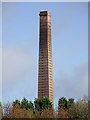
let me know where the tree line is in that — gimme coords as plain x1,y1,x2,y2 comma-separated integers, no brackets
0,96,88,119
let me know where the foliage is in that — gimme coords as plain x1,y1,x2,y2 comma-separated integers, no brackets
3,102,13,118
13,103,33,118
13,97,34,111
58,97,67,109
0,102,3,120
67,98,75,109
57,107,70,118
82,95,88,103
33,108,55,118
58,96,88,119
13,99,20,106
40,108,54,118
3,102,54,118
3,102,33,118
21,97,29,110
28,101,34,111
69,98,88,118
0,102,2,108
34,98,42,111
2,96,88,119
42,96,52,110
34,96,52,112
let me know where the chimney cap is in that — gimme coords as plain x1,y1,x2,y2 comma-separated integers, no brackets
39,11,51,16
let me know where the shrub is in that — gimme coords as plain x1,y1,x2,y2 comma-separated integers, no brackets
69,98,88,118
57,107,70,118
0,102,3,120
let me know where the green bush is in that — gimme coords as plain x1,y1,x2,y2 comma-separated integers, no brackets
69,97,88,118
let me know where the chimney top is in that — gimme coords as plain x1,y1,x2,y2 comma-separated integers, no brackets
39,11,51,16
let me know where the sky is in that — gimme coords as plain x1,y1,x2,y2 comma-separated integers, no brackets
2,2,88,108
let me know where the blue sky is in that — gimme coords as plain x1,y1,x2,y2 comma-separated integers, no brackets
2,2,88,108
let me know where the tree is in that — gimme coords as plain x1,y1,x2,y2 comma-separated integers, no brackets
69,98,88,118
57,107,70,118
82,95,88,103
58,97,67,109
28,101,34,111
34,97,53,118
34,98,42,111
40,108,54,118
0,102,3,119
21,97,29,110
13,99,20,106
13,98,34,111
67,98,74,109
34,96,52,111
3,102,13,118
42,96,52,110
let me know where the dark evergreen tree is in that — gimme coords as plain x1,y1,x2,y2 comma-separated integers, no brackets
34,98,42,111
42,96,52,110
58,97,67,109
13,99,20,106
67,98,75,109
28,101,34,111
21,97,28,110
